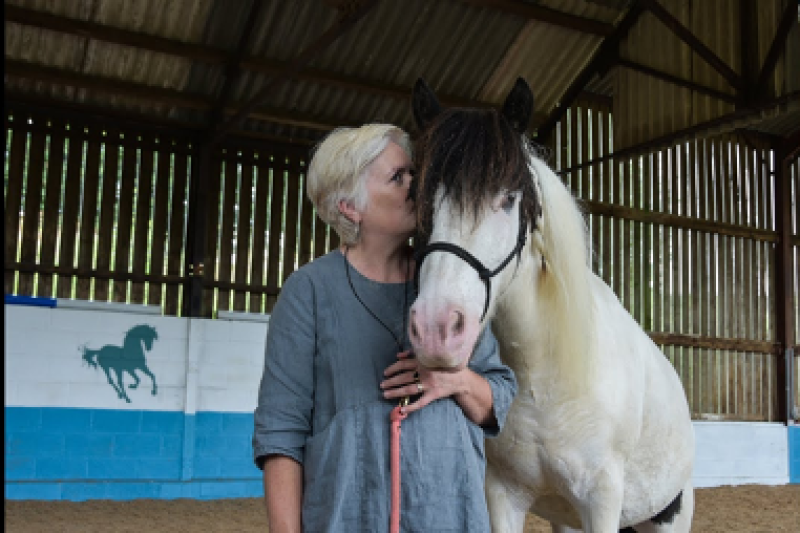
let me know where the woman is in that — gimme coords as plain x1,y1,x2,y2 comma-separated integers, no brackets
252,123,517,532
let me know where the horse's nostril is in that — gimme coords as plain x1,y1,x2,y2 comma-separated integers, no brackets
411,322,419,340
452,311,465,336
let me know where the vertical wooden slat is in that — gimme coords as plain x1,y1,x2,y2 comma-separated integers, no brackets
38,120,66,298
164,148,189,316
570,107,579,196
633,155,643,325
113,142,137,303
76,134,102,301
580,106,590,201
299,163,315,269
234,151,254,312
670,146,681,377
710,138,723,416
249,156,270,314
690,140,702,414
4,123,27,295
131,144,154,304
281,156,301,283
681,142,692,405
202,156,223,314
57,133,84,299
94,130,121,302
591,105,601,279
721,137,734,415
216,155,238,313
147,142,172,308
600,110,613,289
692,139,711,413
313,213,328,259
266,157,285,312
653,151,663,336
18,130,46,297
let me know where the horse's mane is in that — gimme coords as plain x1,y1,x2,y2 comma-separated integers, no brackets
527,153,595,395
414,107,542,239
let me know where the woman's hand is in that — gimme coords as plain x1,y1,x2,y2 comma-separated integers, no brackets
381,350,493,425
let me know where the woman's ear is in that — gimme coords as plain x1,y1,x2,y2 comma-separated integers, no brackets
338,199,361,224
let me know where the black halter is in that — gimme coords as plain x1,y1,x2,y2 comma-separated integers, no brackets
414,204,528,322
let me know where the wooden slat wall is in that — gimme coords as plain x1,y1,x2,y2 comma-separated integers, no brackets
554,100,783,421
5,107,796,421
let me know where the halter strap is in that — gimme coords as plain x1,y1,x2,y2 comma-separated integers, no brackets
414,205,528,322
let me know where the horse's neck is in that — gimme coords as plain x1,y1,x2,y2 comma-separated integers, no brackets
124,337,143,351
493,256,594,397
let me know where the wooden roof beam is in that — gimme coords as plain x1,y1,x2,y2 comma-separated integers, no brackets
536,1,645,142
460,0,616,36
617,58,738,104
756,1,798,97
5,60,341,133
209,0,266,128
640,0,743,92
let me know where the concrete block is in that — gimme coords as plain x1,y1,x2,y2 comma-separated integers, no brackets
104,481,161,500
5,456,36,479
136,458,181,480
113,433,161,457
92,410,143,432
6,482,63,500
61,482,108,501
65,434,115,458
140,411,183,434
87,458,139,479
4,407,42,431
41,408,92,432
36,457,89,479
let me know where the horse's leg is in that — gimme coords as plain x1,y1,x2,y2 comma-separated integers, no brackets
575,468,625,533
485,461,529,533
128,370,141,389
140,364,158,395
101,366,126,400
113,368,131,403
629,481,694,533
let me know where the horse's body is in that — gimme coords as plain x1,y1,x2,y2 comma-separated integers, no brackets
82,324,159,403
408,79,694,532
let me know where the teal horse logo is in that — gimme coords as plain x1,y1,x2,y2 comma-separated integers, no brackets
81,324,159,403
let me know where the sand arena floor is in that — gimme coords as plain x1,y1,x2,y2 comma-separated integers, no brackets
5,484,799,532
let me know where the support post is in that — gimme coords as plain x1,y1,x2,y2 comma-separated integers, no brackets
774,145,795,423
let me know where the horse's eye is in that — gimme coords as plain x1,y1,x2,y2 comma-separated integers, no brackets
501,193,516,213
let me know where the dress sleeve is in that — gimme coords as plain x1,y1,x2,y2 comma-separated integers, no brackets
252,270,317,468
467,324,517,438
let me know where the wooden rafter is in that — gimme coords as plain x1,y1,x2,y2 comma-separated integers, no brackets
641,0,743,92
756,0,799,95
536,1,645,142
5,60,343,132
460,0,616,36
209,0,266,128
617,58,738,104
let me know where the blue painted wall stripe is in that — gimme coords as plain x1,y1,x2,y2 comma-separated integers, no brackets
4,294,57,307
5,406,261,501
789,425,800,484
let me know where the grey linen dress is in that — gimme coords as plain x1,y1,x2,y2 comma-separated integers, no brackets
253,250,517,532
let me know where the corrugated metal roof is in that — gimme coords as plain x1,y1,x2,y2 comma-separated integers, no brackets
4,0,798,147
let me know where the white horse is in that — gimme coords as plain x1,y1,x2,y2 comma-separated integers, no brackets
408,78,695,532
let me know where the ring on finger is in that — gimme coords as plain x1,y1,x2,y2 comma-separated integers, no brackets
416,382,424,393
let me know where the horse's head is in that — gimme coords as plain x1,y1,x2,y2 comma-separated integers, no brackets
408,78,543,370
125,324,159,351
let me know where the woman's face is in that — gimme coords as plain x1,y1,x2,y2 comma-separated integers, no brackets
360,141,416,240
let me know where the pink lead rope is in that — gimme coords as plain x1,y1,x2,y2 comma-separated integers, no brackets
390,399,409,533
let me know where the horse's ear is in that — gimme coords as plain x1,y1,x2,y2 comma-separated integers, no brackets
501,77,534,134
412,78,442,131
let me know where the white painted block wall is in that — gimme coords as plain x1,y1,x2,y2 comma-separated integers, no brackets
5,304,790,487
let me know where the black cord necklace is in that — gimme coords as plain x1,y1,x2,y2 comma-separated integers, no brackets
343,246,410,353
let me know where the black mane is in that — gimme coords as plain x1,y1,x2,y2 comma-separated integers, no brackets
413,107,541,238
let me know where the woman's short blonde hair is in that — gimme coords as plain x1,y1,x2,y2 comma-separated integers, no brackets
307,123,412,245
